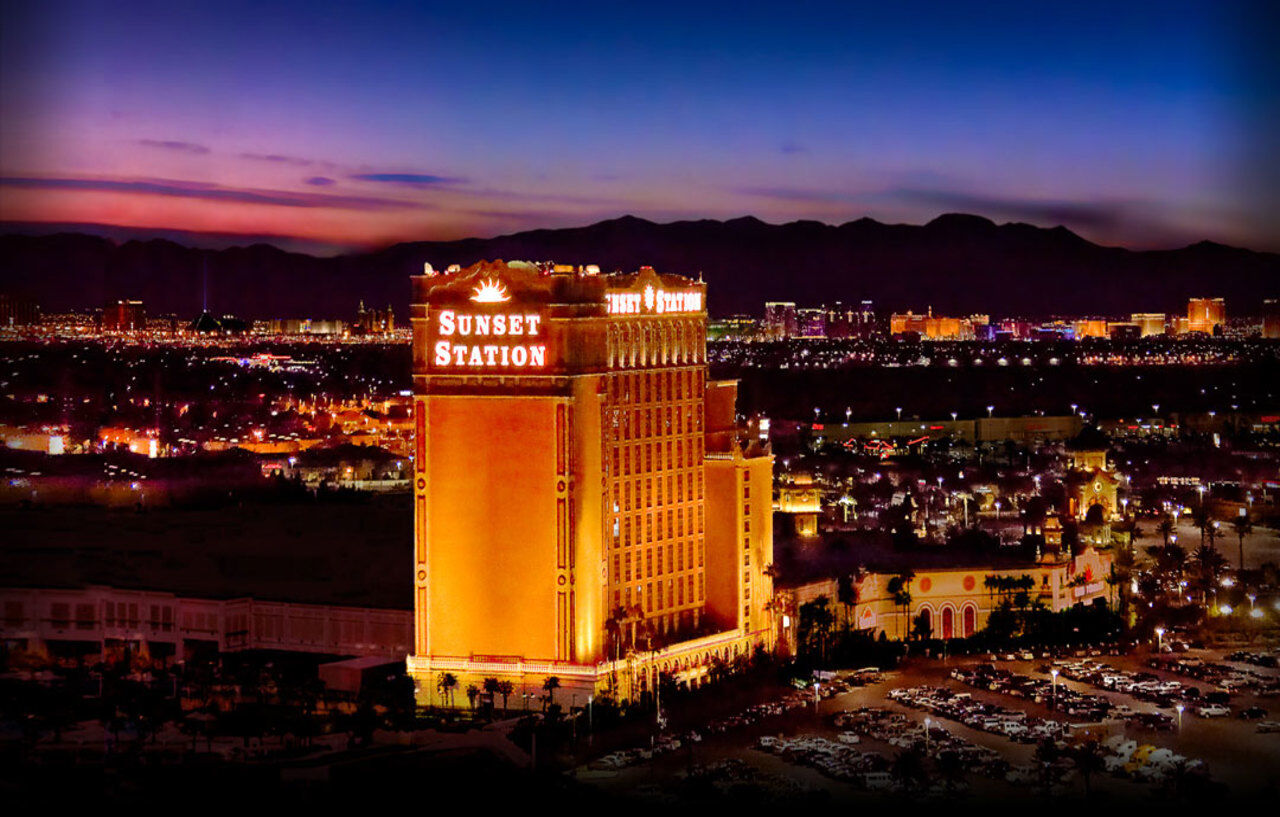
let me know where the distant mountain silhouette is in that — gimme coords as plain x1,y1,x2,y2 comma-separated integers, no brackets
2,215,1277,319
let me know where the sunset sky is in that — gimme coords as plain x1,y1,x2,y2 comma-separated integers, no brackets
1,1,1275,253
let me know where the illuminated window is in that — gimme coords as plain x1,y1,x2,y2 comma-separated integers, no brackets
656,545,663,575
625,553,632,582
646,550,652,578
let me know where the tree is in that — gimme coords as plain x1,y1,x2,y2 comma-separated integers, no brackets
836,574,858,632
436,672,458,708
1190,544,1228,606
911,609,933,641
798,596,835,662
542,676,560,711
1072,740,1106,798
1231,515,1253,572
1157,516,1175,547
496,680,514,714
466,684,480,711
482,677,500,717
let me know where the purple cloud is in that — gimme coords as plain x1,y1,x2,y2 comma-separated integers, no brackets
305,176,335,186
137,139,211,155
350,172,462,186
0,176,428,211
241,152,315,166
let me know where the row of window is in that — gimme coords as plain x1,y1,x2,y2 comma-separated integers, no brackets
35,601,177,632
613,540,704,583
611,508,704,548
605,368,705,403
611,470,702,513
608,403,704,439
610,437,704,477
613,574,704,614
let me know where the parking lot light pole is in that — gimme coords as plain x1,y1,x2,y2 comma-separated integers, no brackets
1154,626,1165,652
1176,703,1184,731
1050,668,1059,708
924,717,931,755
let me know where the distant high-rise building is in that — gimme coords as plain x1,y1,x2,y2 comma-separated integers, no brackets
1263,299,1280,340
0,293,40,328
889,307,976,339
762,301,798,340
1186,297,1225,334
102,299,145,332
796,307,827,339
1073,318,1108,339
1130,313,1167,337
823,302,856,338
356,301,396,334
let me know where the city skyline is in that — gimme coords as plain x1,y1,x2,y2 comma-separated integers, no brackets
2,1,1277,253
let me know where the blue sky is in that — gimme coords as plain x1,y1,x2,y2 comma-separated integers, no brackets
1,0,1274,251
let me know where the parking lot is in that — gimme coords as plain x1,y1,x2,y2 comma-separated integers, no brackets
580,646,1280,802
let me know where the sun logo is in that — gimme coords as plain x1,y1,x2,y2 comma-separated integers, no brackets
470,278,510,303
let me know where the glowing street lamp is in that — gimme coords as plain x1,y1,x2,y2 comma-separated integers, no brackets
1248,594,1256,611
896,406,902,420
924,717,931,754
987,405,994,418
1176,703,1184,730
1050,668,1059,708
1154,626,1165,652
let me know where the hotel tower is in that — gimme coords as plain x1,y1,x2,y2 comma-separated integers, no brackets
406,260,774,705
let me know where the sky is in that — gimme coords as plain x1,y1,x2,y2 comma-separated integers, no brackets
1,0,1276,253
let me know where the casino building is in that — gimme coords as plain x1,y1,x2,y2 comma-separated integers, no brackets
406,260,775,706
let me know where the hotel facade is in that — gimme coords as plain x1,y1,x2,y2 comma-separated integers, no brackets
406,261,774,705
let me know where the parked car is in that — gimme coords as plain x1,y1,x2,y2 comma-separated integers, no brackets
1196,704,1230,718
1238,706,1268,720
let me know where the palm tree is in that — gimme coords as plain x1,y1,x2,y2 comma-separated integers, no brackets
496,680,514,714
482,677,500,716
1191,504,1211,546
1232,514,1253,572
542,676,560,711
465,684,479,711
887,575,913,640
1157,516,1176,547
837,574,858,632
436,672,458,708
1190,544,1228,606
1072,740,1106,798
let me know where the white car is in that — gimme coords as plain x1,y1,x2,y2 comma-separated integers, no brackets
1196,704,1230,717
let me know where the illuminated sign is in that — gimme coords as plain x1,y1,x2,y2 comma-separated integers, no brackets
470,278,510,303
606,285,702,315
432,309,546,368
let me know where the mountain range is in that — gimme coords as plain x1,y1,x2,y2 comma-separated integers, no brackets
2,214,1276,319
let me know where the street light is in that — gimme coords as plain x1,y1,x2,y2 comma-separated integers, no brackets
1176,703,1184,730
1248,594,1256,611
896,406,902,420
924,716,931,754
1050,668,1059,708
987,405,994,418
1154,626,1165,652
